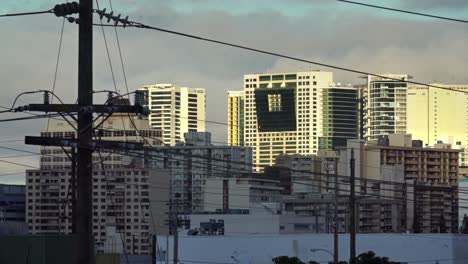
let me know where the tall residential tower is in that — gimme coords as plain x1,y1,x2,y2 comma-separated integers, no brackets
140,84,206,146
227,90,245,146
366,74,410,141
242,71,358,171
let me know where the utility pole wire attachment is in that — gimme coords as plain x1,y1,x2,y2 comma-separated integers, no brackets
0,9,53,18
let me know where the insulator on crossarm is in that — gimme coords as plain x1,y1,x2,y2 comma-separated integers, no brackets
67,17,78,24
97,8,106,20
53,2,80,17
107,92,114,104
114,14,121,26
105,11,114,23
43,91,50,105
122,16,129,27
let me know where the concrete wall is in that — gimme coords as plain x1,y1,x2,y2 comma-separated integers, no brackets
156,234,468,264
185,212,280,236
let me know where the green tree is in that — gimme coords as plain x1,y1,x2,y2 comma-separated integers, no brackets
272,256,305,264
349,251,399,264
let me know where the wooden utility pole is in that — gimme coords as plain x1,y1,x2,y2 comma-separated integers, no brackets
20,3,147,264
350,149,356,261
173,193,180,264
76,0,94,262
333,170,339,264
71,140,77,233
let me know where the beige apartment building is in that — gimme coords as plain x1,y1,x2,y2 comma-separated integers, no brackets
227,90,244,146
342,135,459,233
365,74,468,165
25,110,170,255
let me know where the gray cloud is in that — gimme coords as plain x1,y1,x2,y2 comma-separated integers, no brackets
1,1,468,183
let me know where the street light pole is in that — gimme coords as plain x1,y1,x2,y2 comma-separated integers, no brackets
310,248,335,262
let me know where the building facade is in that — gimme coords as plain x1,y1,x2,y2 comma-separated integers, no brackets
202,176,283,212
140,84,206,146
26,168,169,255
320,87,358,150
25,114,170,255
366,74,410,141
148,132,253,214
0,184,25,223
365,75,468,154
227,90,245,146
243,71,357,171
282,194,407,233
342,135,459,233
406,85,468,148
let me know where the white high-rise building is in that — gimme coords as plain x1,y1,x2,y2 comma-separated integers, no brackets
243,71,358,171
366,74,410,141
140,84,206,146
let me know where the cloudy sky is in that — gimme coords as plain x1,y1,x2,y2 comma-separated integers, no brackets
1,0,468,184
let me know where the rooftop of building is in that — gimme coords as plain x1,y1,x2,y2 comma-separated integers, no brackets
366,143,461,153
140,84,205,91
364,134,461,153
244,70,330,76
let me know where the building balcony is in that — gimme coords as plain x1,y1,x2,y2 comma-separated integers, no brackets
405,166,419,172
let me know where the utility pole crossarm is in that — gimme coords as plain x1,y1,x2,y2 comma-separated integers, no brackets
25,136,144,150
16,104,149,114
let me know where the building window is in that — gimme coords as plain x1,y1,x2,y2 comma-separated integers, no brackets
268,94,282,112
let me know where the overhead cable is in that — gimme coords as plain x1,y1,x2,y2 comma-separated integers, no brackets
337,0,468,24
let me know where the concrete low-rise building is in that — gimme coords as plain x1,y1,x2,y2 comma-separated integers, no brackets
202,176,283,213
343,135,460,233
0,184,27,235
148,132,253,214
0,184,25,222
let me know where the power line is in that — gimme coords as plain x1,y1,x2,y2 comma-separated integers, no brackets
107,0,130,97
100,147,468,209
120,21,467,94
0,113,62,123
0,172,28,177
337,0,468,24
90,8,468,93
0,158,37,168
1,117,462,197
0,9,52,18
46,0,68,133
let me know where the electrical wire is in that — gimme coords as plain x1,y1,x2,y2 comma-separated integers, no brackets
337,0,468,24
0,9,52,18
89,11,468,94
1,119,462,199
0,113,62,122
95,0,130,144
0,158,37,168
98,143,468,209
46,0,68,133
124,22,466,94
107,0,130,97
